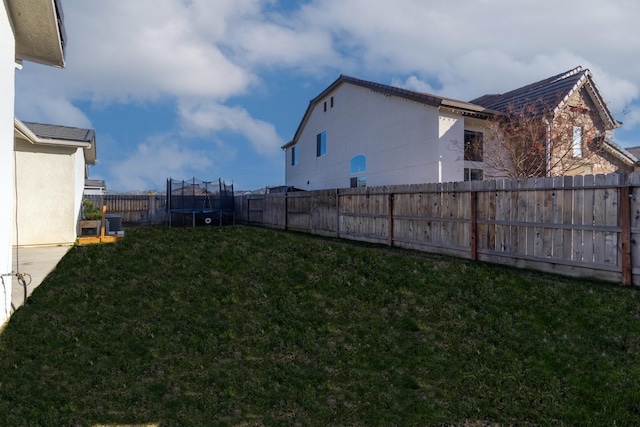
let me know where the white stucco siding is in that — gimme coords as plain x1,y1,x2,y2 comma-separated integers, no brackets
13,140,80,246
74,147,86,229
438,114,465,182
1,4,16,324
286,84,442,190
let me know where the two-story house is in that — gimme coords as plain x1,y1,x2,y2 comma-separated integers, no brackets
283,67,635,190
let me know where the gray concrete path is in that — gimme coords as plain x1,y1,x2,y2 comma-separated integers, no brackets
11,245,71,311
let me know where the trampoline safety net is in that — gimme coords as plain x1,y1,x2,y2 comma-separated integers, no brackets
166,177,234,227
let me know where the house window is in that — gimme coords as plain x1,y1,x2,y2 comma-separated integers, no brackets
291,146,299,166
464,168,483,181
573,126,583,158
350,176,366,188
330,96,334,108
464,130,483,162
350,155,366,188
323,101,327,112
350,155,366,174
317,131,326,157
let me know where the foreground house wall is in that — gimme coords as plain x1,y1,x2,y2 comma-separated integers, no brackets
1,5,17,323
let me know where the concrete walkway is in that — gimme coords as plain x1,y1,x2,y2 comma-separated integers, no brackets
11,245,72,311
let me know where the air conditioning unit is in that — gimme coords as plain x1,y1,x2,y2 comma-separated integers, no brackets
105,214,124,235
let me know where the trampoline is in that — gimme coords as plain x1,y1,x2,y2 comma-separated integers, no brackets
166,177,234,227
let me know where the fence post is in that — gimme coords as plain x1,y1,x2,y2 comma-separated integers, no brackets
284,194,288,230
620,184,632,285
149,194,156,224
335,189,340,238
387,193,394,247
247,198,250,225
470,190,478,261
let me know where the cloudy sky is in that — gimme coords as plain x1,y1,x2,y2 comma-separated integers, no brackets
15,0,640,192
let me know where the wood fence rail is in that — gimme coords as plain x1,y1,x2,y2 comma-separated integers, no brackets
235,172,640,286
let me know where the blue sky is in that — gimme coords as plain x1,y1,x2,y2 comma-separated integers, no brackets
14,0,640,192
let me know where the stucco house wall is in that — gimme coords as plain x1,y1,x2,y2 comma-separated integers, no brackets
12,139,86,246
286,83,469,190
1,5,16,321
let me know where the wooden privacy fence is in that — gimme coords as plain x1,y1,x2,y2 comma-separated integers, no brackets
85,194,167,225
235,172,640,286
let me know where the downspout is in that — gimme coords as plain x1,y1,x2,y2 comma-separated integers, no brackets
543,117,551,177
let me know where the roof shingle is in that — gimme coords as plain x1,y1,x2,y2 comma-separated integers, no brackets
470,66,585,115
22,121,95,143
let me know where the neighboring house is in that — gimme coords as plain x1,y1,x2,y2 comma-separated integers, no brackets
283,67,635,190
471,66,636,177
620,146,640,170
84,179,107,196
283,75,493,190
1,0,66,325
13,120,96,246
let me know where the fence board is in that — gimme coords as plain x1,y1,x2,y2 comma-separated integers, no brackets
631,173,640,284
516,179,528,256
605,174,619,266
582,175,595,263
572,175,584,263
593,174,607,265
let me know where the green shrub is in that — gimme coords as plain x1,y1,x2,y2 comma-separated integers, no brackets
82,198,102,220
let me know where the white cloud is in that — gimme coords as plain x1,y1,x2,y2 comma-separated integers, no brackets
293,0,640,112
18,0,640,124
392,76,436,95
14,91,92,129
623,108,640,130
63,0,256,102
178,102,283,156
109,134,214,192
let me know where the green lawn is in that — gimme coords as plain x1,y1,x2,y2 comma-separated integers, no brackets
1,225,640,426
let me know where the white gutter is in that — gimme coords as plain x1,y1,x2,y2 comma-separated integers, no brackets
14,118,91,149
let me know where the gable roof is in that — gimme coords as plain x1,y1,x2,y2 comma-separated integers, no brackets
14,119,97,165
283,74,496,149
470,66,620,130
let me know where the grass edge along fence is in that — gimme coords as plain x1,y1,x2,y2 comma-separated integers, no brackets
235,172,640,286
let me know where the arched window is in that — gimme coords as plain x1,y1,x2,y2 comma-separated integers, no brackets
350,155,366,188
350,155,366,174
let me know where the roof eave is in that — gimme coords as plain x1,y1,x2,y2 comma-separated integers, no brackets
14,118,96,165
7,0,66,68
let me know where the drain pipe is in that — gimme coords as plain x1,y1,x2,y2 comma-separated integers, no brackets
1,271,32,311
